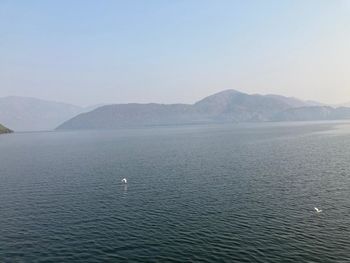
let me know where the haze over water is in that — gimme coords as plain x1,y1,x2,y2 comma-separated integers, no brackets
0,122,349,262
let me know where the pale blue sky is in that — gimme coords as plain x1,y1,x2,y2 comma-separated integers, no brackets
1,0,350,106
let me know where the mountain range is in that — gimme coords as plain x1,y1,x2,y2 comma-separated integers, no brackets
56,90,350,130
0,96,103,131
2,90,350,132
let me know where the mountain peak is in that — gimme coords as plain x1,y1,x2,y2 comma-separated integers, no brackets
194,89,244,104
209,89,244,96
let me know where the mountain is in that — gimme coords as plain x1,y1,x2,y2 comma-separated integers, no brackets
273,106,334,121
264,95,324,107
57,89,329,130
0,96,83,131
273,106,350,121
0,123,13,134
58,103,201,130
193,90,302,122
0,96,100,131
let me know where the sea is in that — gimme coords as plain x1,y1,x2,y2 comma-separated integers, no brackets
0,122,349,262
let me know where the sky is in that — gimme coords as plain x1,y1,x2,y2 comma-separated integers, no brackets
1,0,350,106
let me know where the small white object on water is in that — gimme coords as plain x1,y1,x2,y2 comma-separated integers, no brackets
314,207,322,213
121,178,127,184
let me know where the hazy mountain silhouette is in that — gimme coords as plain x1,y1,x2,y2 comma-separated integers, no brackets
57,103,199,130
273,106,350,121
192,90,311,122
57,89,340,130
2,91,346,132
0,96,95,131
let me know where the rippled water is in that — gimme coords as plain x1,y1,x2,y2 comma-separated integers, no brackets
0,122,349,262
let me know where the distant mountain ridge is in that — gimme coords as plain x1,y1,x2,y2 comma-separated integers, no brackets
57,89,348,130
0,96,104,131
273,106,350,121
192,90,315,121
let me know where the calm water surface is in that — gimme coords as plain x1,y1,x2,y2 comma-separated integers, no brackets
0,122,349,262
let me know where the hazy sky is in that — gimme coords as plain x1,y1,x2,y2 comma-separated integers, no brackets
1,0,350,106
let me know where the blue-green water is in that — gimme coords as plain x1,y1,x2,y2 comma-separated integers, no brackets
0,122,349,262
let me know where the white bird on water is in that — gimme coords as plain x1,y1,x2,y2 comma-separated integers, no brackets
314,207,322,213
121,178,127,184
